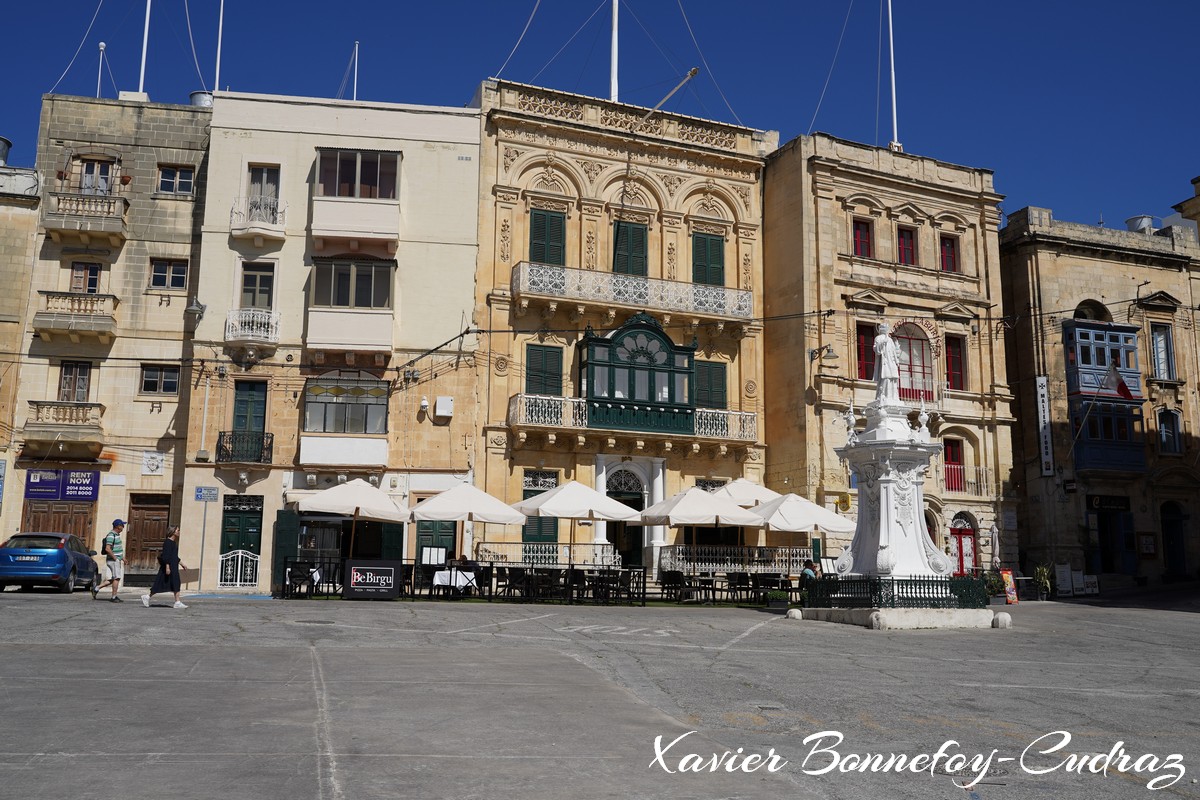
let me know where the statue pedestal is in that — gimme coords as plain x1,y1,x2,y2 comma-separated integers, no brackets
834,401,953,578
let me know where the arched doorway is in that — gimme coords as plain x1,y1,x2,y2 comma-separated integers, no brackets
1162,502,1187,579
606,469,645,566
949,514,977,576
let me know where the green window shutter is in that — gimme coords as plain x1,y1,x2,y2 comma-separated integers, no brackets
271,509,301,597
530,209,565,266
522,488,558,543
695,361,727,409
692,233,724,286
380,522,405,561
613,222,647,276
525,344,563,396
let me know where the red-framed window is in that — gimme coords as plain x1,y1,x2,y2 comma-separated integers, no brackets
945,335,966,391
943,438,965,492
940,235,960,273
856,323,877,380
894,323,933,402
897,227,917,265
853,219,873,258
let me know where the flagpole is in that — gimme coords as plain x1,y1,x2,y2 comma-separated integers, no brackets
886,0,901,152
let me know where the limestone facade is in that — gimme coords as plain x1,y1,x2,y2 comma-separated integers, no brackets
472,80,778,570
2,95,210,574
182,93,481,592
763,133,1016,573
999,206,1200,582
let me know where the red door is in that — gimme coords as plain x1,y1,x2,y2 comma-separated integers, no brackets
949,529,976,576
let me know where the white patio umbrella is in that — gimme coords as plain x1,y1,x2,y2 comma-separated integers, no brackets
640,487,764,528
296,478,407,555
407,483,526,525
710,478,782,508
749,493,855,547
511,481,640,521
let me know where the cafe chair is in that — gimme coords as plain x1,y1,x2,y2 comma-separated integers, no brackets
288,562,317,598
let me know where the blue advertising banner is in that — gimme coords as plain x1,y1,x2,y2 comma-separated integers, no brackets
24,469,99,502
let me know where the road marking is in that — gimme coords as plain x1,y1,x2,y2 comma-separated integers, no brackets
718,618,775,650
310,647,344,800
954,682,1200,699
443,613,557,634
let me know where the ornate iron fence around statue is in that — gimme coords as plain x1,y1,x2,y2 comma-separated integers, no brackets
806,575,988,609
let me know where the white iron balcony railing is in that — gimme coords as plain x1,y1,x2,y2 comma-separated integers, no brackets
658,545,814,575
27,400,105,427
507,393,758,442
474,541,622,567
939,464,995,497
230,196,287,228
511,261,753,321
225,308,281,344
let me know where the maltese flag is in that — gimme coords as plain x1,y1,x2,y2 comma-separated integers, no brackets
1102,363,1134,399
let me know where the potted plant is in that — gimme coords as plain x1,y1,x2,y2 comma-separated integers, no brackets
984,570,1006,604
765,589,789,610
1032,563,1052,601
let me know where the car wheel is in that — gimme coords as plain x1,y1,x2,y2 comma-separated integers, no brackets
59,570,76,594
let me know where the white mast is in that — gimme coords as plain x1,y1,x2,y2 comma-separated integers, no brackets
353,41,360,101
886,0,902,152
137,0,152,94
610,0,619,102
214,0,225,93
97,42,105,98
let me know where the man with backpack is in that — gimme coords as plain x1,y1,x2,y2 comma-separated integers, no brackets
93,519,126,602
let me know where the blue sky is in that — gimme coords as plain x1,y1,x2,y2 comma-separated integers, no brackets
3,1,1198,227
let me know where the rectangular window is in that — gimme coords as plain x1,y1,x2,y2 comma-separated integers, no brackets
303,372,388,434
856,323,877,380
150,259,188,290
525,345,563,396
694,361,727,409
241,264,275,309
311,260,393,308
1159,410,1182,454
945,335,966,391
140,365,180,395
71,262,101,294
691,233,725,286
852,219,873,258
158,165,194,195
248,166,281,223
897,226,917,265
529,209,566,266
1150,324,1175,380
939,235,960,273
316,151,399,199
613,221,648,276
79,159,113,195
59,362,91,402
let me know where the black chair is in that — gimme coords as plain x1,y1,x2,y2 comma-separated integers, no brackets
288,562,316,598
724,572,751,603
659,570,686,602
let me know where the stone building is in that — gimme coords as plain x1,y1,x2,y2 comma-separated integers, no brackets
1,94,210,579
1000,206,1200,583
0,138,42,525
182,93,481,592
763,133,1016,574
471,80,777,571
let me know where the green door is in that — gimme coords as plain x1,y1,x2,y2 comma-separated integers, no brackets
221,509,263,554
232,381,268,461
415,520,457,560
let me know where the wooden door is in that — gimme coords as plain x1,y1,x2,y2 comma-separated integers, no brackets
415,520,457,561
126,494,171,571
950,529,975,576
21,501,95,544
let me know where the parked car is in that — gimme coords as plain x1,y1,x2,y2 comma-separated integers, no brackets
0,533,101,594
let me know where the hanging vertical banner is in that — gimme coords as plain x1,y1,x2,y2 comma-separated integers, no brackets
1036,376,1054,476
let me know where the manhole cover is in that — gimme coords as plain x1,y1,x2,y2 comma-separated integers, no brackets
295,619,335,625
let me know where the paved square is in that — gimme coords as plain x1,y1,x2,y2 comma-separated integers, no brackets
0,588,1196,799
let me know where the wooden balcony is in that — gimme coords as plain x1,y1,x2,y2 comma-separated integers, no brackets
43,191,129,246
33,292,118,343
510,262,753,327
23,401,105,446
310,196,399,253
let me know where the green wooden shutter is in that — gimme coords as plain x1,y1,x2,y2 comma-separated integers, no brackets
522,488,558,543
525,345,563,396
530,209,565,266
381,522,405,560
272,509,301,597
695,361,727,409
692,233,724,286
613,222,647,276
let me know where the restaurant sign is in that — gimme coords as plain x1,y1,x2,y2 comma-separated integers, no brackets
24,469,100,501
342,560,402,600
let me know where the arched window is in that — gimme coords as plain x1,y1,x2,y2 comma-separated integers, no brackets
1158,409,1182,454
894,323,933,401
1073,300,1111,322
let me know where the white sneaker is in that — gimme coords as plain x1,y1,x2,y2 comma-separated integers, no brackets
173,601,188,609
141,595,150,607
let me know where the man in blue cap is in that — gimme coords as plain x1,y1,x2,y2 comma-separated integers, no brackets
93,519,127,602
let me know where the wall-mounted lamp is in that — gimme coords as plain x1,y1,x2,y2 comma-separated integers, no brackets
419,396,429,412
184,296,206,321
808,344,838,363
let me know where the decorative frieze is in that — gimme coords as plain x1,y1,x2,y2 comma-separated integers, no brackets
516,90,584,121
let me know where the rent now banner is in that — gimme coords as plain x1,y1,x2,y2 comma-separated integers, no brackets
24,469,100,502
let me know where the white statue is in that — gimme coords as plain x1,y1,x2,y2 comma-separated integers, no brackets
843,402,858,443
873,322,901,403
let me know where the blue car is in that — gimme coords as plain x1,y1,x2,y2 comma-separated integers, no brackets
0,533,101,594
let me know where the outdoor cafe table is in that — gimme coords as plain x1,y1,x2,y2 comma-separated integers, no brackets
432,569,476,591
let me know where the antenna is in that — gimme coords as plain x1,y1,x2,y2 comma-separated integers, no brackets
97,43,106,98
214,0,225,95
886,0,902,152
610,0,619,102
138,0,152,94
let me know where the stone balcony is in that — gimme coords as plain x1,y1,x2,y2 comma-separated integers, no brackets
225,308,281,359
33,292,119,343
506,393,758,457
23,401,105,446
310,196,399,253
510,262,753,327
42,191,129,246
230,196,287,246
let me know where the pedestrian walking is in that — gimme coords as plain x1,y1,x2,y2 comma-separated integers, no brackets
142,526,188,609
93,519,126,602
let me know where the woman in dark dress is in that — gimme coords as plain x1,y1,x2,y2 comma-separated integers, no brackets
141,526,189,609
